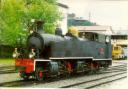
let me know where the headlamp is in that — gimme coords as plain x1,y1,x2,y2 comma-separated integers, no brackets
29,53,34,58
12,48,19,58
29,49,35,59
13,53,17,58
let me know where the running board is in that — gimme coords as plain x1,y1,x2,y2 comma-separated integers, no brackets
93,58,112,61
49,57,93,60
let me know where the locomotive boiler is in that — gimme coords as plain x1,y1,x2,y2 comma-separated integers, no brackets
14,20,112,81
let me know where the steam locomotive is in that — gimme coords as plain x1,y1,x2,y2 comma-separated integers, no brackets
14,20,112,81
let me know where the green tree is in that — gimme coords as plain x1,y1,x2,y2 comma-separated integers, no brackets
0,0,60,46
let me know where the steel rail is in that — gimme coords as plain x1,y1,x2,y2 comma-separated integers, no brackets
60,72,126,88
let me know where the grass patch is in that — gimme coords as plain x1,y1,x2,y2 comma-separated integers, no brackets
0,58,15,66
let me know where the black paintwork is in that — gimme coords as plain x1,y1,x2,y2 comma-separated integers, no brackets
27,32,112,59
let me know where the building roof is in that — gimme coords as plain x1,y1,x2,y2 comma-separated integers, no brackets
76,26,114,35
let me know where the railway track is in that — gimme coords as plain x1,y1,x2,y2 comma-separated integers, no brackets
100,64,127,72
60,72,126,88
0,66,16,74
59,64,127,88
0,64,126,87
60,65,127,89
0,66,14,69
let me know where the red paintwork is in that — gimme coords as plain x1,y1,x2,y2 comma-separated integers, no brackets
67,62,73,73
39,71,43,78
15,59,34,73
99,48,104,54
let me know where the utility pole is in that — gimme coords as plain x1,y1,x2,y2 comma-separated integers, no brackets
89,12,91,21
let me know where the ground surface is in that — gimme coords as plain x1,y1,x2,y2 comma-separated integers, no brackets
94,60,127,89
91,78,128,89
0,59,14,66
0,59,127,88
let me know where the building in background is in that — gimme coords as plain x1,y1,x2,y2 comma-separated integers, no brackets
76,26,113,35
57,0,68,34
111,35,128,47
67,13,97,27
68,18,97,27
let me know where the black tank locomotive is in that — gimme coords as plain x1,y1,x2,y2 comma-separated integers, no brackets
27,31,111,60
14,21,112,81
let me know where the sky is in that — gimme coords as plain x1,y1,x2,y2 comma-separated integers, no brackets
63,0,128,33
